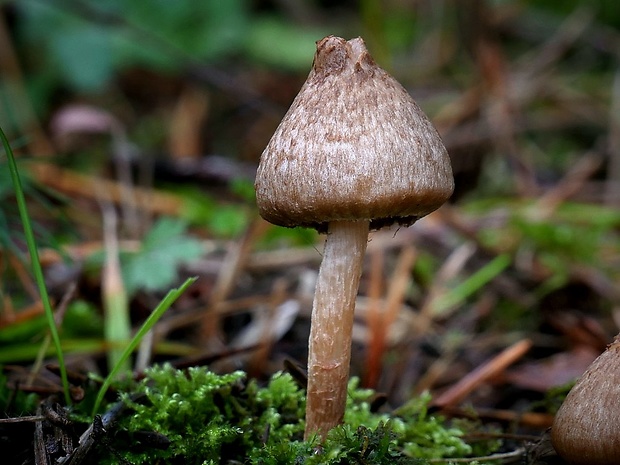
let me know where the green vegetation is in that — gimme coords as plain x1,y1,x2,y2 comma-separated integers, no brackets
91,364,499,464
2,0,620,462
2,126,71,405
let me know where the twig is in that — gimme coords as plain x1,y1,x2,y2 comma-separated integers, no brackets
28,162,184,216
428,448,525,463
419,242,476,329
442,406,555,429
364,247,385,387
34,404,50,465
515,7,594,85
532,151,603,219
199,216,269,347
60,400,127,465
0,415,45,423
27,282,77,387
431,339,533,409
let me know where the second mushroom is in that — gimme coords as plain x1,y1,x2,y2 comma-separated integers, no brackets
255,35,454,440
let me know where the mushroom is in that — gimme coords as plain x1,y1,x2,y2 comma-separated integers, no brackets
551,333,620,464
254,35,454,440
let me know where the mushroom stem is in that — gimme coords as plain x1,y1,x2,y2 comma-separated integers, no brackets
304,219,370,440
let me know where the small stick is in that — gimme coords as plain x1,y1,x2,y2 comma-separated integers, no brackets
428,448,526,463
431,338,532,409
443,406,555,429
365,245,416,388
200,216,269,347
364,248,385,388
28,163,184,216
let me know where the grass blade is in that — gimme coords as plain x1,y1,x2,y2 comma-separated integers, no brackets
92,276,197,417
0,126,72,405
430,254,512,317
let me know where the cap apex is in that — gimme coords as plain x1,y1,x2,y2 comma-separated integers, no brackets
313,36,375,75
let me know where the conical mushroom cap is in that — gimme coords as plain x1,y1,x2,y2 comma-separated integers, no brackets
255,36,454,232
551,335,620,464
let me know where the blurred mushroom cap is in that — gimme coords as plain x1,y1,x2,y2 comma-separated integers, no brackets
551,335,620,465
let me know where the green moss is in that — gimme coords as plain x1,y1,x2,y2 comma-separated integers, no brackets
96,364,500,464
343,378,477,460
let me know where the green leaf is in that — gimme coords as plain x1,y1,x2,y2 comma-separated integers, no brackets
17,0,250,91
208,204,248,237
178,188,249,237
245,16,329,71
52,25,114,91
122,217,202,294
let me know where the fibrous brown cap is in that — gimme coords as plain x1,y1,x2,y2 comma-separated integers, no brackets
255,36,454,232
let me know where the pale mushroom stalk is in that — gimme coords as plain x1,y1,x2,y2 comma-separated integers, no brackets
306,220,369,437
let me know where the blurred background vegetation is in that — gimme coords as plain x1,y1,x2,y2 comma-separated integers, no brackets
1,0,620,460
